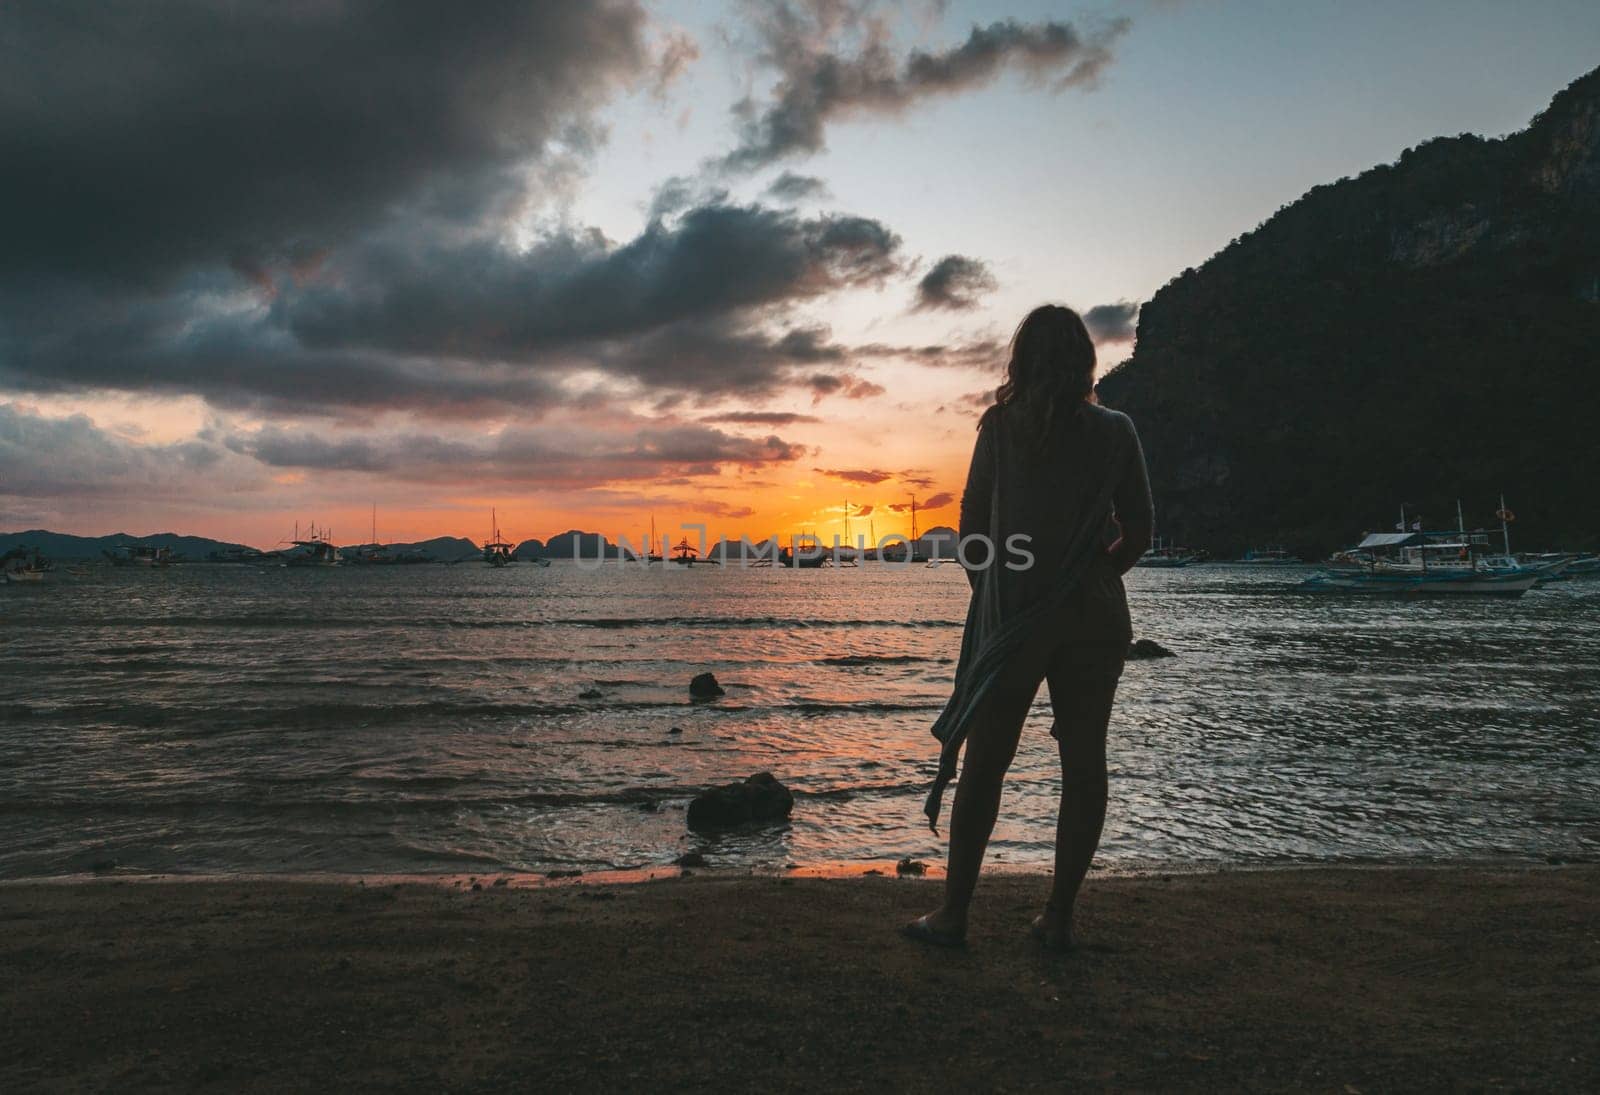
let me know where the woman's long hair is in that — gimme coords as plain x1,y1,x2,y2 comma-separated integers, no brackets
979,304,1097,444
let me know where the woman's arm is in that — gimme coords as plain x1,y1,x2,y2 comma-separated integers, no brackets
1106,416,1154,575
958,417,996,586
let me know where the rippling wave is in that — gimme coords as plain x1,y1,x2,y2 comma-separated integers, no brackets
2,562,1596,878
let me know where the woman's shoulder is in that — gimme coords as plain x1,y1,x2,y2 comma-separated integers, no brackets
1083,402,1137,435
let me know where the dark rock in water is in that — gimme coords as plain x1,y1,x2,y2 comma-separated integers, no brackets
675,851,708,868
895,858,927,877
492,877,508,887
689,672,726,699
470,882,482,892
1127,638,1176,660
88,859,118,873
544,869,583,879
686,772,793,830
578,688,603,699
668,725,684,735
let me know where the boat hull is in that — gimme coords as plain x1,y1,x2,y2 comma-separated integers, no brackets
1300,571,1538,596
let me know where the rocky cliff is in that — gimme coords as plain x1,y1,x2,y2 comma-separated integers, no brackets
1097,66,1600,554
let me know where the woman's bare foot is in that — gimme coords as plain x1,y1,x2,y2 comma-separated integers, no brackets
1029,905,1074,951
900,908,967,948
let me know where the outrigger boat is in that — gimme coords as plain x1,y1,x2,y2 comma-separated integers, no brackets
879,495,935,563
670,536,704,566
206,545,266,564
1301,563,1539,596
284,522,340,567
483,508,517,567
1135,536,1200,568
104,543,173,567
345,504,427,565
2,546,50,583
780,536,830,568
1302,500,1553,596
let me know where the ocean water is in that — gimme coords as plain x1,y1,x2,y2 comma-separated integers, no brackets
2,561,1597,879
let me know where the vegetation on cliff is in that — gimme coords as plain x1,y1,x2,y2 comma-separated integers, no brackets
1098,67,1600,554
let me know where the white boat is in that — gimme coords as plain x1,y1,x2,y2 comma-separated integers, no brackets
1135,537,1199,568
1520,552,1599,580
1301,568,1538,596
2,546,51,582
1303,499,1551,597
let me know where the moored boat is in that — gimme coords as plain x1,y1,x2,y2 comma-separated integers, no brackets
1232,546,1302,565
1303,500,1555,596
1301,568,1538,596
2,545,51,583
1135,537,1199,568
103,543,173,567
284,522,339,567
483,508,517,567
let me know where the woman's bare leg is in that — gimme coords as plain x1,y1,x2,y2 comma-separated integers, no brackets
917,684,1036,937
1038,665,1120,946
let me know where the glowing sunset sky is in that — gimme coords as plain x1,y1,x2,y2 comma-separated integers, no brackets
2,1,1596,549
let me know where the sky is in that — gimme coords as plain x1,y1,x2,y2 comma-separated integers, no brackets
2,0,1597,549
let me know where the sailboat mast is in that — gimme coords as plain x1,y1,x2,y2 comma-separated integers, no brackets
843,499,850,544
1500,494,1511,555
909,494,918,542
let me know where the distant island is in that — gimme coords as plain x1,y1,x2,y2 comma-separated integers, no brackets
0,529,495,564
0,526,968,564
1098,65,1600,556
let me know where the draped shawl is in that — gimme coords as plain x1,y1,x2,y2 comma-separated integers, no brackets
923,408,1128,831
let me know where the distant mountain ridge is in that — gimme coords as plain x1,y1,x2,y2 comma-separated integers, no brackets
0,529,254,561
349,536,480,562
3,526,969,562
1097,65,1600,554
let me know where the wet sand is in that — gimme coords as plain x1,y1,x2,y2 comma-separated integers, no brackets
2,867,1596,1091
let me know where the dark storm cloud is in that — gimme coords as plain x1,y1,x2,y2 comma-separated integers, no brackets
283,205,902,361
887,488,951,511
700,411,822,425
852,339,1004,370
0,281,575,420
0,1,651,287
764,172,833,202
805,373,886,400
1081,300,1141,343
588,320,851,397
0,204,903,414
722,7,1130,171
235,422,805,487
814,468,896,485
913,255,999,311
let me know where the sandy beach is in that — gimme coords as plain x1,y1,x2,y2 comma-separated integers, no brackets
2,866,1596,1092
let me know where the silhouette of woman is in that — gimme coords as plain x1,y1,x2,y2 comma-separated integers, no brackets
903,304,1153,949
